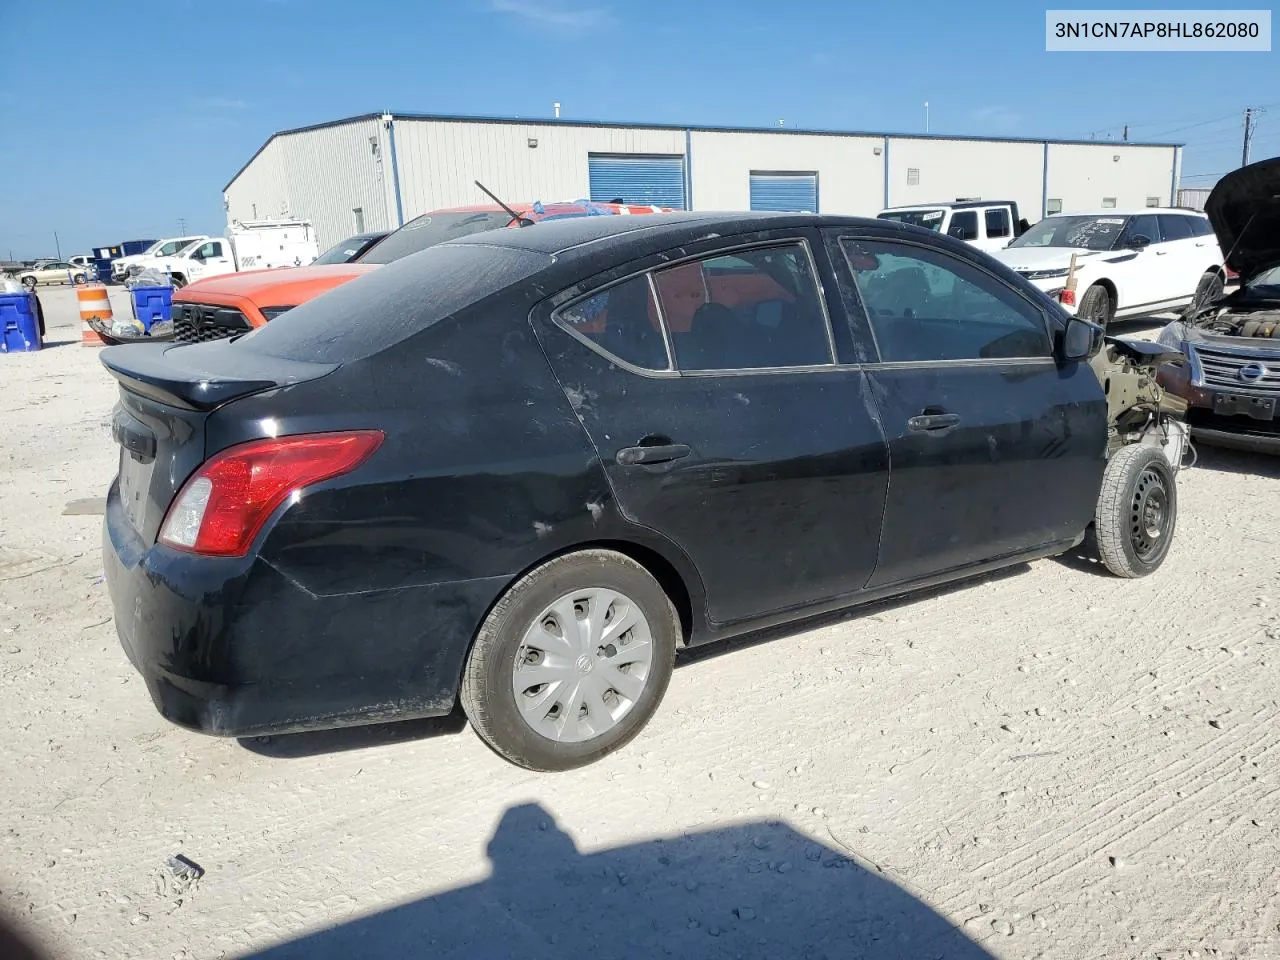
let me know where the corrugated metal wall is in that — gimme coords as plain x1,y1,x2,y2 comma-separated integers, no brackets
391,120,686,217
690,131,882,214
223,117,1184,241
1044,143,1177,214
224,117,395,248
1176,187,1212,210
887,138,1046,219
223,139,289,228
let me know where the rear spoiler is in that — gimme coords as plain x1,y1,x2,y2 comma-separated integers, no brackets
100,342,337,410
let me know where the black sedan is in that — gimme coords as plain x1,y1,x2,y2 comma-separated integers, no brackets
101,213,1179,771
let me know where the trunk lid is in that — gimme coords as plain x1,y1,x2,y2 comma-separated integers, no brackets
101,341,337,543
1204,156,1280,282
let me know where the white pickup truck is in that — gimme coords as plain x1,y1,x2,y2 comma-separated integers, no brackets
111,236,210,282
126,220,319,287
877,200,1031,254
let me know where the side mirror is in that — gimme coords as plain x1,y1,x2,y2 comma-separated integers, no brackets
1128,234,1151,250
1061,315,1104,360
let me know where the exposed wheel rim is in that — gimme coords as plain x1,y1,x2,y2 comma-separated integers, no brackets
512,587,655,744
1130,466,1171,561
22,278,35,290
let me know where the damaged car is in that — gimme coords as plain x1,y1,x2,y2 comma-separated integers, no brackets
101,213,1185,771
1157,156,1280,454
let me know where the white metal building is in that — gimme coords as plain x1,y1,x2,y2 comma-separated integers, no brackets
223,113,1184,248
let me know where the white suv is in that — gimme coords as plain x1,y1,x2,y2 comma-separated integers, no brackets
992,209,1224,326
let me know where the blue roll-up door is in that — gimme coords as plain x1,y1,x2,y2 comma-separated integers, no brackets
588,154,687,209
749,172,819,213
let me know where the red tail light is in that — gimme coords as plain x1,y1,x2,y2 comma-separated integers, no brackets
159,431,384,557
1058,289,1077,306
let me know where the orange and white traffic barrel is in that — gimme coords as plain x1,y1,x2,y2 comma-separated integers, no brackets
77,284,112,346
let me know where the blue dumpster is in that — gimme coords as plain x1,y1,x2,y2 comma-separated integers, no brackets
0,292,42,352
131,285,173,332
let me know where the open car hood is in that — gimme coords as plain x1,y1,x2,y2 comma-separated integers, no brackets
1205,156,1280,282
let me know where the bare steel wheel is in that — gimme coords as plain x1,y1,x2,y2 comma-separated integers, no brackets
1094,443,1177,578
512,587,656,743
461,549,678,770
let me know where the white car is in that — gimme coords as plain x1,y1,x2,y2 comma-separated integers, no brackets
992,209,1224,326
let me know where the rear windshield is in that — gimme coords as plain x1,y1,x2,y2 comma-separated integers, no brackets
357,211,517,264
233,242,550,363
313,235,378,264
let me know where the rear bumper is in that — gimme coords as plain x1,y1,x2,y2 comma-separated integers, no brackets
103,481,507,737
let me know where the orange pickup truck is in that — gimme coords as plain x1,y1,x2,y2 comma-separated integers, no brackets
171,201,667,343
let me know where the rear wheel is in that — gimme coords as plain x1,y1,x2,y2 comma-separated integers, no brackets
1077,283,1114,328
1094,443,1177,578
1184,270,1224,319
169,274,186,289
461,549,678,771
72,272,86,285
21,276,36,291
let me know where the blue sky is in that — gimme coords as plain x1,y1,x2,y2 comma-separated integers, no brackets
1,0,1276,257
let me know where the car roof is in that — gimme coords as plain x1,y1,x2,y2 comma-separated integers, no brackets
450,211,877,259
882,200,1016,211
1051,208,1207,217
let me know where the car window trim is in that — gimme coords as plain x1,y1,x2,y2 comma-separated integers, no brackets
549,236,842,378
832,232,1057,366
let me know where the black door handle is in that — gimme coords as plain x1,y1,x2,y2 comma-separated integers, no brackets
907,413,961,433
616,443,691,465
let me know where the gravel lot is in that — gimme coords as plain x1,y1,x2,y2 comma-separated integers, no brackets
3,287,1280,960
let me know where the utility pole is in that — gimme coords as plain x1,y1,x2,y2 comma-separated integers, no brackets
178,217,187,234
53,231,62,259
1242,107,1256,166
924,101,930,133
1123,124,1129,141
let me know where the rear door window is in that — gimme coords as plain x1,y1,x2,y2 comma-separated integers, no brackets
555,275,669,370
1157,214,1193,242
985,208,1011,239
652,244,834,371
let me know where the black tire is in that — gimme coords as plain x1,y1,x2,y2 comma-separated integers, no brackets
72,273,86,285
461,549,678,771
1094,444,1177,578
21,276,36,291
1077,283,1114,328
33,296,45,338
170,274,186,289
1183,270,1224,319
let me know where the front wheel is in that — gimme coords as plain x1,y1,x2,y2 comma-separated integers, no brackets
1094,443,1177,578
169,274,186,289
461,549,679,771
1077,283,1114,329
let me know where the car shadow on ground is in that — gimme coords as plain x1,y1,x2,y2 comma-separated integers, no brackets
240,564,1032,759
238,802,994,960
1191,443,1280,479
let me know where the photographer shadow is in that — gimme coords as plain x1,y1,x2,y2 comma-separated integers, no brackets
244,802,993,960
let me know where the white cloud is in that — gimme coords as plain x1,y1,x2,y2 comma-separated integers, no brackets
489,0,611,32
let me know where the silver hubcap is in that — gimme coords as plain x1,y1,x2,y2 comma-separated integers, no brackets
512,587,655,743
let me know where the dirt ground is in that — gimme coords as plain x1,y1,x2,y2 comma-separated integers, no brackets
3,287,1279,960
